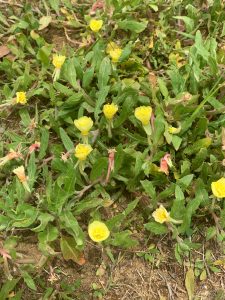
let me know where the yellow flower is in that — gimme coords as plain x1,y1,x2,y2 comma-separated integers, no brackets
152,205,171,224
74,116,93,136
52,54,66,69
168,126,181,134
134,106,152,126
16,92,27,104
211,178,225,198
88,221,110,242
74,144,93,161
13,166,27,183
103,103,118,120
89,19,103,32
106,42,122,63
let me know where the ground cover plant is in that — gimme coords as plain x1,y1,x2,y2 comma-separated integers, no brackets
0,0,225,299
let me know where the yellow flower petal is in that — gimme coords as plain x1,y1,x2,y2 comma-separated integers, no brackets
211,178,225,198
103,103,118,120
16,92,27,105
74,143,93,161
74,116,93,136
106,42,122,62
168,126,181,134
89,19,103,32
88,221,110,242
152,205,171,224
52,54,66,69
134,106,152,126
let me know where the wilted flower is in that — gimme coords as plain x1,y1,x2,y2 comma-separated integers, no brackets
16,92,27,105
134,106,152,126
160,153,172,175
29,141,40,154
13,165,30,192
211,178,225,199
74,116,93,137
89,19,103,32
103,103,118,120
0,149,22,167
88,220,110,242
13,166,26,182
74,143,93,161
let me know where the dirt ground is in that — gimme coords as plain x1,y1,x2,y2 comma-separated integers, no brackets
11,240,225,300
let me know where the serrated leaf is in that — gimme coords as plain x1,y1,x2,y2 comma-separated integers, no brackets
60,236,85,265
144,221,168,235
185,268,195,300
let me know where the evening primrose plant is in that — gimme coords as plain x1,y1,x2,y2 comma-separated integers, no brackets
0,3,225,295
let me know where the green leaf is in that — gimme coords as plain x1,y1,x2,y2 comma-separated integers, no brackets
184,138,212,155
195,30,209,60
177,174,194,189
171,135,182,151
90,157,108,181
53,82,73,96
60,236,85,265
206,226,217,241
145,221,168,235
21,271,37,291
37,44,52,66
74,198,104,215
32,213,54,232
173,16,194,32
118,20,148,33
82,66,94,88
0,279,20,300
185,268,195,300
59,127,74,152
158,78,169,100
38,127,49,159
94,86,110,121
63,58,78,89
60,211,85,248
98,57,111,89
48,0,60,12
110,231,138,248
140,180,156,202
152,114,165,146
27,152,37,188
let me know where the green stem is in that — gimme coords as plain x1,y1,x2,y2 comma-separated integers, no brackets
210,198,216,212
82,135,89,144
107,121,112,138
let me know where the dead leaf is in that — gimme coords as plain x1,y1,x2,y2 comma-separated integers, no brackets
185,268,195,300
0,45,10,58
38,16,52,31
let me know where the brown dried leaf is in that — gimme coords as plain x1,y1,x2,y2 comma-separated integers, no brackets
0,45,10,58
